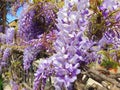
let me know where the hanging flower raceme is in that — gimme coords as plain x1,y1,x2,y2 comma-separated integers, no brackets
6,27,15,44
23,44,43,70
18,2,58,70
22,29,58,70
86,0,120,42
0,27,15,72
2,48,11,61
33,59,56,90
98,0,120,48
0,27,15,45
0,33,6,44
33,0,120,89
33,0,91,90
18,2,57,41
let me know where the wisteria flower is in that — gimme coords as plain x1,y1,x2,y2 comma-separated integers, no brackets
6,27,15,44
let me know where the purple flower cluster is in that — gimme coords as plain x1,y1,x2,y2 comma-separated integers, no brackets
10,80,19,90
0,48,11,73
97,0,120,48
33,0,120,89
18,2,58,70
6,27,15,44
0,27,15,44
0,33,6,44
33,59,55,90
18,2,57,41
0,59,6,72
99,0,120,20
22,29,57,70
23,44,43,70
33,0,90,89
102,0,119,11
0,49,5,72
2,48,11,61
0,27,15,73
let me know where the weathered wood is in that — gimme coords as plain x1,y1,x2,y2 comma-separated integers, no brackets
22,82,33,90
88,69,120,88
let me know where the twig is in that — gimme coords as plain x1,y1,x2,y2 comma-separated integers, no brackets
22,82,33,90
88,69,120,88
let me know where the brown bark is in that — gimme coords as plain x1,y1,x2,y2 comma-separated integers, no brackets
0,0,7,33
2,1,6,33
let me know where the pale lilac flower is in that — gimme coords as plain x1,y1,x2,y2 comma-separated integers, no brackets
33,0,120,89
10,80,19,90
102,0,119,10
77,0,90,10
55,63,80,87
34,0,90,89
6,27,15,44
33,59,55,90
2,48,11,61
0,59,6,72
0,33,6,44
23,45,42,70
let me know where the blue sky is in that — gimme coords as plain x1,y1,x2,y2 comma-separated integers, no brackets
7,7,23,23
6,0,33,23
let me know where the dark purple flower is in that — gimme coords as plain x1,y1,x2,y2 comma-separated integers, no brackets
18,2,57,41
102,10,109,18
0,25,3,32
116,12,120,22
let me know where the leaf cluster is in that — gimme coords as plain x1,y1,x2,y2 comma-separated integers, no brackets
98,49,120,69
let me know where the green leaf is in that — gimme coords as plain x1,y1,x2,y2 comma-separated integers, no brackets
0,74,3,90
